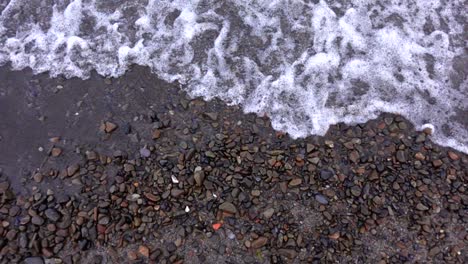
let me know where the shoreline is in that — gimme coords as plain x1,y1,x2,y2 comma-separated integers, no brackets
0,65,466,263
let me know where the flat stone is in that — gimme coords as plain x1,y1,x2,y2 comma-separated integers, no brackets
204,112,218,121
278,248,298,259
104,121,118,133
315,194,329,205
33,173,43,183
51,147,62,157
416,203,429,211
24,257,44,264
138,245,150,257
251,237,268,249
396,150,406,163
219,202,237,214
288,178,302,187
31,216,45,226
349,151,360,163
171,189,185,197
67,164,79,176
447,151,459,161
351,186,362,197
432,159,443,167
320,169,334,180
44,209,61,222
263,208,275,219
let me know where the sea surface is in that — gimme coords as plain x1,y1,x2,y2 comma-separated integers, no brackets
0,0,466,152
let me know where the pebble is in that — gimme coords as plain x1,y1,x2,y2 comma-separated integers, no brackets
51,147,62,157
44,209,61,222
31,216,45,225
67,164,79,176
447,151,459,160
33,173,43,183
219,202,237,214
251,237,268,249
315,194,329,205
138,245,150,257
288,178,302,187
320,169,333,180
396,150,406,163
416,203,429,211
104,121,118,133
139,147,151,157
24,257,44,264
263,208,275,219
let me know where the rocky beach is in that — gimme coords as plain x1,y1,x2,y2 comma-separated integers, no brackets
0,65,466,263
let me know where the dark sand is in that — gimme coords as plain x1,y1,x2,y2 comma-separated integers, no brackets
0,65,466,263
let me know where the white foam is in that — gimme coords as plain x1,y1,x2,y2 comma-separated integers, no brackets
0,0,466,153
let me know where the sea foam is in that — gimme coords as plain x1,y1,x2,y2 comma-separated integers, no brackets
0,0,466,153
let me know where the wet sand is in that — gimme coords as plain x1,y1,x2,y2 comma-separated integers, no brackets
0,65,466,263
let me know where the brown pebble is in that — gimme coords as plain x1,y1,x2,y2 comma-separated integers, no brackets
51,147,62,157
432,159,443,168
128,251,138,260
152,129,161,139
104,121,118,133
447,151,459,161
138,245,150,257
414,152,425,161
33,173,43,183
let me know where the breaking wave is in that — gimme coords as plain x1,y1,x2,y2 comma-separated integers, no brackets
0,0,467,152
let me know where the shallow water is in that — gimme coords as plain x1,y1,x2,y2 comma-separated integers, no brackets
0,0,466,152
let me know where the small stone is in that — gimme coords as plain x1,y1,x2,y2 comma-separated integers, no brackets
416,203,429,211
204,112,218,121
139,148,151,157
251,190,261,196
98,216,110,225
31,216,45,225
219,202,237,214
415,152,425,160
171,189,185,197
86,151,97,160
152,129,161,139
104,121,118,133
138,245,150,258
288,178,302,187
263,208,275,219
306,144,315,153
51,147,62,157
349,151,359,163
396,150,406,163
278,249,298,259
251,237,268,249
432,159,443,168
33,173,43,183
351,186,362,197
127,251,138,261
324,140,334,148
44,209,61,222
205,151,216,158
315,194,329,205
24,257,44,264
144,192,159,202
193,167,205,187
67,164,79,176
447,151,459,161
320,169,334,180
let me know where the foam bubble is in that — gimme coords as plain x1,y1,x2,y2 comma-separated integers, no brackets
0,0,466,153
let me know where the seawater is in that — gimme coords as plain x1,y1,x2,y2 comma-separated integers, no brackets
1,0,466,152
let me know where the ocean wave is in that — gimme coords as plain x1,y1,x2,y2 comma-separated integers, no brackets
1,0,467,153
